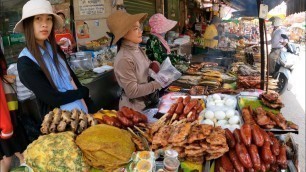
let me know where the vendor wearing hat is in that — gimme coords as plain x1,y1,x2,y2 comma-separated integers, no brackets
268,17,288,75
203,15,222,49
15,0,95,120
107,11,174,111
146,13,185,65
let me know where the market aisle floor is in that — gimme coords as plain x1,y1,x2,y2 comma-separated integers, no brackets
280,44,305,171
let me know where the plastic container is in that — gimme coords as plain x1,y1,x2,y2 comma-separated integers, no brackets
164,149,178,159
69,51,94,71
163,157,180,172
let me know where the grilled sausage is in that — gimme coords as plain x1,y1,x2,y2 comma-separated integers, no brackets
248,144,261,171
167,103,178,115
187,110,197,122
260,163,267,172
196,105,204,113
183,95,191,105
252,125,264,147
269,134,280,156
175,102,184,115
132,110,148,123
240,124,252,146
183,99,198,114
121,106,134,119
228,150,245,172
260,128,273,144
179,113,187,120
270,163,279,172
102,115,122,128
221,154,234,171
261,141,274,164
235,143,253,168
215,158,221,172
225,128,236,148
117,111,133,127
277,145,287,169
233,129,242,143
177,97,183,103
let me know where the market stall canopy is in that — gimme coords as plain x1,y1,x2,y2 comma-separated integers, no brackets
286,0,306,16
221,0,285,18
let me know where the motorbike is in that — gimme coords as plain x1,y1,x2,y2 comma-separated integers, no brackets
273,41,298,94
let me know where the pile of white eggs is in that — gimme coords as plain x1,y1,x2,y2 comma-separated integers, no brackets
206,94,237,109
201,109,241,130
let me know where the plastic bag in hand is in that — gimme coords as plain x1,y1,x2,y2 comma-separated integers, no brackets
149,57,182,88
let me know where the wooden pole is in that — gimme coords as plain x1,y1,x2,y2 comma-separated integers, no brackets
257,0,265,90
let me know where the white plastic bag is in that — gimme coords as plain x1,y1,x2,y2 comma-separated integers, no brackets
150,57,182,88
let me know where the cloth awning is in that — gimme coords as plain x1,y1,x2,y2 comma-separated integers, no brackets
222,0,285,17
286,0,306,16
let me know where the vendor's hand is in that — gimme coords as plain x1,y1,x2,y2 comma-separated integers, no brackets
149,61,160,73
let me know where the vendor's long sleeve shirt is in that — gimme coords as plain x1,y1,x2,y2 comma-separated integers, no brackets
17,56,89,118
114,40,161,111
203,24,218,49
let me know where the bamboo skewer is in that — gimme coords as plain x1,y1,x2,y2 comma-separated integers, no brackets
134,126,152,142
169,113,177,125
127,127,140,138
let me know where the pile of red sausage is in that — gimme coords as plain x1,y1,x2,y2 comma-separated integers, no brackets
167,96,204,122
215,124,287,172
101,106,148,128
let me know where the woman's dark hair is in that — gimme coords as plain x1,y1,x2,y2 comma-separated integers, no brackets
116,38,123,52
23,16,65,89
56,12,66,19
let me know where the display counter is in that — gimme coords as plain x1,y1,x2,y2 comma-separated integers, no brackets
84,69,121,110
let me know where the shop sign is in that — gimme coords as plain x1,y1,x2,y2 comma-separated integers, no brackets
79,0,105,16
9,33,25,45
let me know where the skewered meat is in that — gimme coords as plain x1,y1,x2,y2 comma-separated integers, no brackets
260,97,284,109
168,122,192,144
152,125,172,148
241,107,256,125
57,121,67,132
260,92,279,102
189,86,205,95
71,109,80,120
185,143,202,150
266,112,287,130
52,108,62,125
206,129,226,145
185,149,205,157
132,136,145,151
287,121,299,130
187,124,213,143
254,107,275,126
62,111,72,123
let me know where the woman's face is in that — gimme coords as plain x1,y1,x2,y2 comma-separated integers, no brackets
123,21,143,44
33,14,53,46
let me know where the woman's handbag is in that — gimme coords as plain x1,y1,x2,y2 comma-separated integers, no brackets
142,89,159,109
